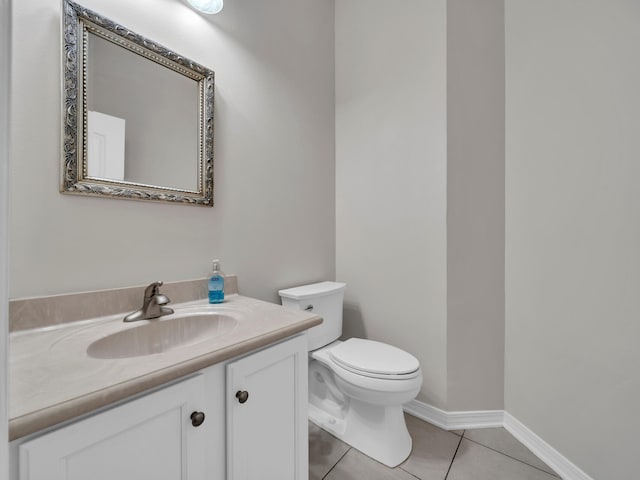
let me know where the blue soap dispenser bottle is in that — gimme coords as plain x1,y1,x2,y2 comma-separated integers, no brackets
208,259,225,304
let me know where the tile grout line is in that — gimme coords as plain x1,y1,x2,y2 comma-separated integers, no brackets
398,466,422,480
460,436,560,478
443,430,464,480
321,447,352,480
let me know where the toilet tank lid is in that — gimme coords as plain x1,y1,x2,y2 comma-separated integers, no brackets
279,281,346,300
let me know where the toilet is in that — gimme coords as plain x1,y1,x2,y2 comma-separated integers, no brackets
279,281,422,467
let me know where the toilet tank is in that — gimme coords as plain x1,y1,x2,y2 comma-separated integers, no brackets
279,281,346,351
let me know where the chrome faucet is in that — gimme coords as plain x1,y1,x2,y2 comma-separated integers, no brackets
123,281,174,322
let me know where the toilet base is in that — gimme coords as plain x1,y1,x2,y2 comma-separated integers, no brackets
309,400,412,468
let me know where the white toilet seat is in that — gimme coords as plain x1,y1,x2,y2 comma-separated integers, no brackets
312,341,423,395
329,338,420,379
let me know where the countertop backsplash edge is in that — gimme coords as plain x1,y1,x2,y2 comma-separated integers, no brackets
9,275,239,332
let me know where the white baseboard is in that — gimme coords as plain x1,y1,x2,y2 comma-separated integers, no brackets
504,412,594,480
403,399,504,430
403,400,595,480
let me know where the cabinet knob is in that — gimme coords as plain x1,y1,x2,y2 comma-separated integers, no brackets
236,390,249,404
190,411,206,427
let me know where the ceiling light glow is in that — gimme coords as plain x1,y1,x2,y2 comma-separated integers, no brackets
185,0,223,14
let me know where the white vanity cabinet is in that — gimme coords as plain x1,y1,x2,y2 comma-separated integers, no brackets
17,374,216,480
14,334,307,480
226,334,308,480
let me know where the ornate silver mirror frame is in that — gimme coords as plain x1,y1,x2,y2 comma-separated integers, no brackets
61,0,215,206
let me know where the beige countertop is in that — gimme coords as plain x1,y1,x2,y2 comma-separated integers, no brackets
9,294,321,441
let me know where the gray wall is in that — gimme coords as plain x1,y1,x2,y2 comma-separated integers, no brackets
336,0,505,411
336,0,449,408
505,1,640,478
10,0,335,302
447,0,505,411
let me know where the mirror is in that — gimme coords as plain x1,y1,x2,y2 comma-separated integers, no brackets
62,0,215,206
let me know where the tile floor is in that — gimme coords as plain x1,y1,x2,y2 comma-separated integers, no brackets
309,414,560,480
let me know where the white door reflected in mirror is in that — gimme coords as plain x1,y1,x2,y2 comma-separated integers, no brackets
87,111,125,182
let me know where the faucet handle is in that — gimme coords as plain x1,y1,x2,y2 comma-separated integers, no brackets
144,281,164,298
154,294,171,305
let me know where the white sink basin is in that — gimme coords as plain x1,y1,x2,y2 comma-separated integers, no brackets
87,310,239,359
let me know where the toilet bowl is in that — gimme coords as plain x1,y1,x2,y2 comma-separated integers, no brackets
310,339,422,467
279,282,423,467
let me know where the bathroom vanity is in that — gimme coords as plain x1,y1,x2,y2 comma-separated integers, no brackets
8,292,320,480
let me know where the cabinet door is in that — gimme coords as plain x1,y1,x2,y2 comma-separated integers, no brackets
19,375,207,480
227,335,308,480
